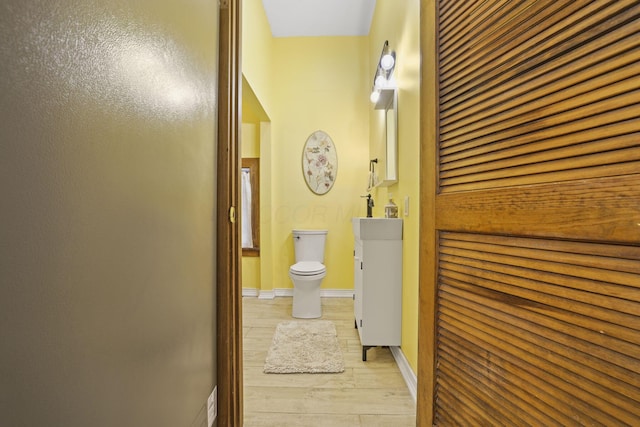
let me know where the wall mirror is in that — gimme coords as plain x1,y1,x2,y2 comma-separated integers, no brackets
370,40,398,187
373,87,398,186
385,89,398,184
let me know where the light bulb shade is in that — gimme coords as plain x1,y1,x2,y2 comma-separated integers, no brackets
375,75,386,88
370,90,380,103
380,53,395,71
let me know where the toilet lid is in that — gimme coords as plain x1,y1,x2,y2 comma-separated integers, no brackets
290,261,325,276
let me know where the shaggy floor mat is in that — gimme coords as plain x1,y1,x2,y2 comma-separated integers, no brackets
264,320,345,374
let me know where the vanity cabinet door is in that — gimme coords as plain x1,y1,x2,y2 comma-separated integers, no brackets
358,240,402,347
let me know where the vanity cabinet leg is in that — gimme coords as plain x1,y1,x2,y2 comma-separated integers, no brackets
362,346,373,362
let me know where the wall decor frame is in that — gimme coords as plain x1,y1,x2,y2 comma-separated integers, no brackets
302,130,338,195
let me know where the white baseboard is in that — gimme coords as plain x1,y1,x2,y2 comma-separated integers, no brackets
241,288,276,299
258,290,275,299
321,289,354,298
243,288,354,299
242,288,259,297
274,288,293,297
390,346,417,403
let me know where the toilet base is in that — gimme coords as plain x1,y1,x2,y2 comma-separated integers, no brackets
291,279,322,318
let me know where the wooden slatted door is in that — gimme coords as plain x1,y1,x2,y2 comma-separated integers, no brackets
428,0,640,425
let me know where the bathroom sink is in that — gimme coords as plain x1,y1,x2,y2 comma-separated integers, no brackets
352,217,403,240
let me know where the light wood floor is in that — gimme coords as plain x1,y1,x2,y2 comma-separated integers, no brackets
243,297,417,426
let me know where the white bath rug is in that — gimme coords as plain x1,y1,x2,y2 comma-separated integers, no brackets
264,320,345,374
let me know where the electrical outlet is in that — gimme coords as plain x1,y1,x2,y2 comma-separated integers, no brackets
207,386,217,427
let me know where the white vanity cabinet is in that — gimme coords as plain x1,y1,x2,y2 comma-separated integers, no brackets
352,218,403,361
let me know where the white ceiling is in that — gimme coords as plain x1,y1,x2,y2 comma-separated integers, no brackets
262,0,376,37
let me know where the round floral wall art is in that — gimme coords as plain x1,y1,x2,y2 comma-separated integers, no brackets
302,130,338,195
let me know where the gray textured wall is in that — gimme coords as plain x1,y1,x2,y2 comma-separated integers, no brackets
0,1,218,426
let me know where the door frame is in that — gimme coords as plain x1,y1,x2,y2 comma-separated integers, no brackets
417,0,438,425
216,0,243,425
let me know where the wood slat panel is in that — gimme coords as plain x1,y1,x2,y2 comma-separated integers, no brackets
441,66,640,145
438,319,607,426
439,262,640,341
440,305,639,423
441,42,640,132
440,1,637,101
440,251,638,301
438,0,485,41
441,87,640,151
440,281,640,381
435,232,640,424
439,162,640,193
438,347,561,425
440,0,539,67
438,356,543,426
436,386,487,425
439,305,639,426
440,108,640,160
440,339,576,426
440,0,571,82
441,231,640,260
441,133,640,172
439,312,626,426
438,2,640,190
437,375,512,425
441,232,640,275
440,239,640,281
440,144,640,188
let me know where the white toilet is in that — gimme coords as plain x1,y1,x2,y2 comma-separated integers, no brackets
289,229,328,318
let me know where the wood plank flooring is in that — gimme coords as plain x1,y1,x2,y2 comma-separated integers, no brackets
243,297,417,426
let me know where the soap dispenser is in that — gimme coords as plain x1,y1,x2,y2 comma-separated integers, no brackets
384,195,398,218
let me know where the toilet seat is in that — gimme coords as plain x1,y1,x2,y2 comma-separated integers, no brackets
289,261,325,276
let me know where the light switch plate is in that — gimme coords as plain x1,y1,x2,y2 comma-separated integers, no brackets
404,196,410,216
207,386,217,426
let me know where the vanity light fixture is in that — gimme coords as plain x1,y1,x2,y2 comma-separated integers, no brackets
370,40,396,109
370,90,380,103
380,51,395,71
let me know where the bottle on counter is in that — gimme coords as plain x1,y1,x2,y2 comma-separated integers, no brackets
384,197,398,218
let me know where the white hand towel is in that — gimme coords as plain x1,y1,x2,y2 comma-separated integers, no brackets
367,171,374,192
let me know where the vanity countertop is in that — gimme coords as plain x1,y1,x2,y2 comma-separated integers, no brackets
352,217,403,240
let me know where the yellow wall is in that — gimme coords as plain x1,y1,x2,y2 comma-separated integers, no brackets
242,0,420,374
241,123,259,157
242,0,370,294
242,0,274,114
268,36,370,291
242,0,272,293
257,121,274,292
369,0,421,372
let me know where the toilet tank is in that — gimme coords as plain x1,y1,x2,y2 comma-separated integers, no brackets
292,229,328,263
